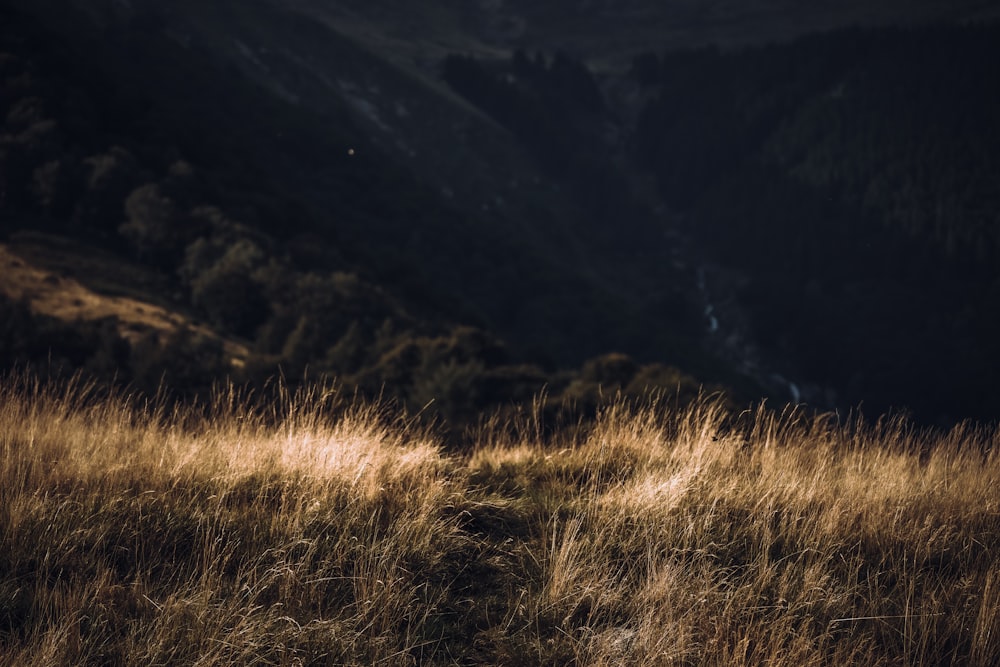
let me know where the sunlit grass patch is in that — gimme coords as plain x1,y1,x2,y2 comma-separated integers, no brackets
463,397,1000,665
0,375,469,665
2,374,999,665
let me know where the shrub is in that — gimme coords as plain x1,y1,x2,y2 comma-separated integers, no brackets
119,183,195,263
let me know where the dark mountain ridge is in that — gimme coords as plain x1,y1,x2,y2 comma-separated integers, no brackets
0,0,722,434
3,0,1000,426
629,23,1000,422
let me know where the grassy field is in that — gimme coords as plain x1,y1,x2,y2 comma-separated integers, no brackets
1,375,998,665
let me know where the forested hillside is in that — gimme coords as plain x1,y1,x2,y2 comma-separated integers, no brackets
629,24,1000,423
2,0,999,427
0,1,720,437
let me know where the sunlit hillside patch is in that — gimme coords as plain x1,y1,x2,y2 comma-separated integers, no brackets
0,240,248,369
1,374,999,665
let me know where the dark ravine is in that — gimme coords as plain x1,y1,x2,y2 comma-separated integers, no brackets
4,0,1000,425
598,66,833,410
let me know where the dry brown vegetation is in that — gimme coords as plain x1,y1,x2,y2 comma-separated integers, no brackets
1,374,999,665
0,239,247,365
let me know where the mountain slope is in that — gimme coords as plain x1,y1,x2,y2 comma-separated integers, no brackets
1,0,731,431
4,0,1000,425
289,0,1000,60
4,0,703,366
629,24,1000,422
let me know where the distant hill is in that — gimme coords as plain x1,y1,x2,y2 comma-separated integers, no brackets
3,0,999,426
0,0,728,436
282,0,1000,59
630,23,1000,422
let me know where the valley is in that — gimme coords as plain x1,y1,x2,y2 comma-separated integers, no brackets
3,0,999,424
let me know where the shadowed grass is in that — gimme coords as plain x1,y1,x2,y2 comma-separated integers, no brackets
1,376,998,665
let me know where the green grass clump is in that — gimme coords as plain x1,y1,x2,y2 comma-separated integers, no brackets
1,376,999,665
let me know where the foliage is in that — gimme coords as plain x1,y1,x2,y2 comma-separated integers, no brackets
181,227,270,336
0,294,38,365
0,2,733,418
630,23,1000,422
10,3,1000,427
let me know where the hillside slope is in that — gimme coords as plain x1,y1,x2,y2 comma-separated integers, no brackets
629,24,1000,422
4,0,1000,425
1,0,732,431
2,0,705,364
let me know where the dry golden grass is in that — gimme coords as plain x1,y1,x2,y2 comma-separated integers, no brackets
1,376,998,665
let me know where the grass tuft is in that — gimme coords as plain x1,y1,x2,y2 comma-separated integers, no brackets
2,375,999,665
